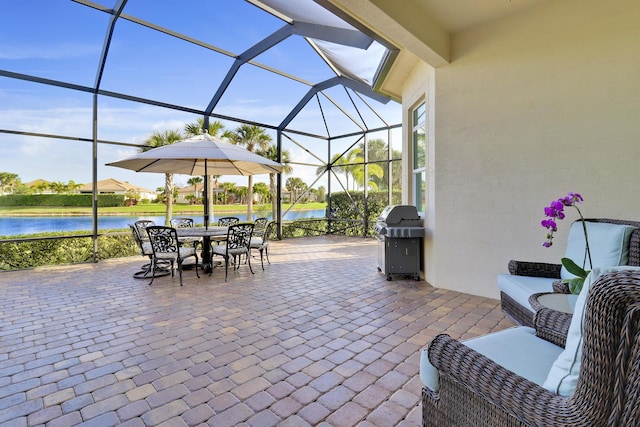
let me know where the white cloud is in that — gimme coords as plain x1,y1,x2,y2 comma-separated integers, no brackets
0,83,400,191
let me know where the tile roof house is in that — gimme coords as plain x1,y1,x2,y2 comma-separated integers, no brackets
78,178,157,201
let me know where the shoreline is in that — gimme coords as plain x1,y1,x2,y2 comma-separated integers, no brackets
0,206,323,217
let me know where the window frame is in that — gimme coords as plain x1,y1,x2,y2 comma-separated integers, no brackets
411,101,426,215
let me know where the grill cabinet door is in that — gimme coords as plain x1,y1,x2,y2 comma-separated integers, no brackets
386,237,420,278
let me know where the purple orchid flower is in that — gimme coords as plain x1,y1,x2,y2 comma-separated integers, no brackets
541,192,591,269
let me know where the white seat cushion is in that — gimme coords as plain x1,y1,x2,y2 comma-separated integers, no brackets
212,245,247,256
497,273,556,313
421,326,563,392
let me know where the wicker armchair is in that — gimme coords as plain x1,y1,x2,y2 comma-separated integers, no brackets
423,269,640,426
501,218,640,326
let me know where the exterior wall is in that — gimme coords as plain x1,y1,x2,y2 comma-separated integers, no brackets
402,0,640,298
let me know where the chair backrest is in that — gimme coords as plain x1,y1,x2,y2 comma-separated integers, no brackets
218,216,240,227
261,221,276,246
134,220,155,240
227,223,254,251
583,218,640,266
568,270,640,425
253,217,268,237
170,217,194,228
146,226,179,254
129,224,146,255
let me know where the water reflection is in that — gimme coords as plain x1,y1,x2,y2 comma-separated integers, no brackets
0,209,326,236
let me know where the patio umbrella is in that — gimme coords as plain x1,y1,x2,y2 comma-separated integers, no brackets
106,132,283,228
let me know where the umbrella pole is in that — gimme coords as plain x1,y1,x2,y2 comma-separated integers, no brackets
204,160,209,229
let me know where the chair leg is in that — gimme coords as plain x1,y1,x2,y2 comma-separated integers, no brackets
247,251,254,274
224,255,229,281
265,247,270,265
177,260,184,286
259,248,265,270
148,258,156,286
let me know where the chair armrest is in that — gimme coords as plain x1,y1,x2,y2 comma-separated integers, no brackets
508,260,562,278
427,334,565,424
552,280,570,293
532,306,572,348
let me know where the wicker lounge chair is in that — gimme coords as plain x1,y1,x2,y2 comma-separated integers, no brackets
500,218,640,327
423,269,640,427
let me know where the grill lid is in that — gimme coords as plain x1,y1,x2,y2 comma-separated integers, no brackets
377,205,423,227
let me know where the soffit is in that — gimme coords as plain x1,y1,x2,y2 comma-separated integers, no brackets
409,0,547,33
319,0,549,98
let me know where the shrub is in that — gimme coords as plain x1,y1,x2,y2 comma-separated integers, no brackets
0,194,125,207
0,231,137,271
282,190,402,237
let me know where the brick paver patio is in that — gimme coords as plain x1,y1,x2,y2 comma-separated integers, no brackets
0,235,514,426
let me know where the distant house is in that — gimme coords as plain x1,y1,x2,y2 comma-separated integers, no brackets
24,179,54,194
176,181,222,204
78,178,157,200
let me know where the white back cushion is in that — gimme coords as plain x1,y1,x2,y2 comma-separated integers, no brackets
561,222,636,280
543,266,640,396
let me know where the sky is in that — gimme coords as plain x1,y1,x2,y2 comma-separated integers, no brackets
0,0,401,193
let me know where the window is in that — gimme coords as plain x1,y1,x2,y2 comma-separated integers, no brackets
412,102,426,213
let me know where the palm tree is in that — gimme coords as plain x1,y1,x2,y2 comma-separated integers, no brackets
357,139,393,191
316,151,357,191
285,177,308,202
184,118,225,221
0,172,19,195
258,144,292,221
33,180,49,195
349,147,384,190
252,182,270,204
184,117,224,137
48,181,67,194
66,180,82,194
187,176,203,203
221,182,236,204
142,129,183,225
224,125,272,219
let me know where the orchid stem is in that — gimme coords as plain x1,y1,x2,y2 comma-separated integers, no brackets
574,205,592,269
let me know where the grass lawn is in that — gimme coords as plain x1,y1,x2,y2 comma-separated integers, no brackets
0,202,327,216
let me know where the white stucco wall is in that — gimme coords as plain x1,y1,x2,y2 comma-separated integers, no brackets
403,0,640,298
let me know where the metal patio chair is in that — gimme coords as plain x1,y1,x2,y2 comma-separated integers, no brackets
250,221,276,270
217,216,240,227
129,224,153,279
146,226,199,286
170,217,200,249
130,224,171,279
211,223,254,281
134,220,155,242
252,217,268,238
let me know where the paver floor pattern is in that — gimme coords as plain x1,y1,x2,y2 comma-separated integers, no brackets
0,235,514,427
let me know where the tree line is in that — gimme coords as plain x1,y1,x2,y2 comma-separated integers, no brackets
0,173,83,195
141,118,294,225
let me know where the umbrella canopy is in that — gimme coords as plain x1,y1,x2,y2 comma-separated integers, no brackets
106,133,283,176
106,132,283,228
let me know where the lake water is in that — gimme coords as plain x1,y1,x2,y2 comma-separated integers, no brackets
0,209,327,236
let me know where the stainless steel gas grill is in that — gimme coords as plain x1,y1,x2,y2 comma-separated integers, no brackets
375,205,424,281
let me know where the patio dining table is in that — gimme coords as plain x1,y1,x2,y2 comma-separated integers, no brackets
176,226,227,273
